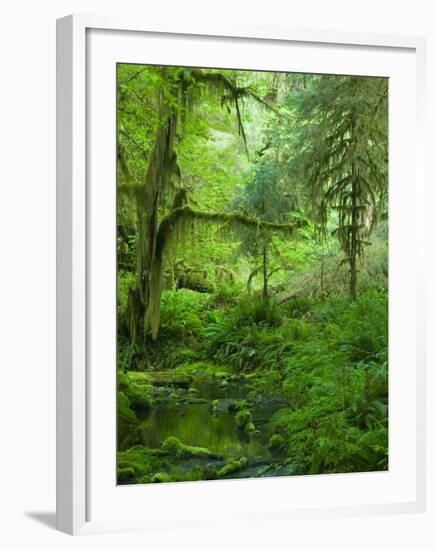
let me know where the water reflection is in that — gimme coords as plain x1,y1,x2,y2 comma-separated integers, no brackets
136,380,283,460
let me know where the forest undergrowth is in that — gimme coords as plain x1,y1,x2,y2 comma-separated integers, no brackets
117,259,388,482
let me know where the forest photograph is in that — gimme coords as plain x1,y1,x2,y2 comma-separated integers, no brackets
116,63,389,485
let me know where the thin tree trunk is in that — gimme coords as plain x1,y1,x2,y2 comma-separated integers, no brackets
262,244,268,300
350,168,358,300
247,266,259,295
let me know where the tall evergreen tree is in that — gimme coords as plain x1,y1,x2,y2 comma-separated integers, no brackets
291,75,388,298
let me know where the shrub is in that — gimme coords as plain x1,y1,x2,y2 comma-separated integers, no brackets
280,296,313,319
203,309,310,372
211,281,245,306
232,298,283,328
270,290,388,474
159,289,210,338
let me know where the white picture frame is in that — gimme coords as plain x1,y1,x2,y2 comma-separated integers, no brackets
56,14,427,535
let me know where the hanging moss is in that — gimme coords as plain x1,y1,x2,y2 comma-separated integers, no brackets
137,204,304,341
156,205,302,260
126,68,288,343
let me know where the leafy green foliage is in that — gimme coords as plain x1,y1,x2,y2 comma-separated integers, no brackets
116,63,389,483
272,291,388,474
159,289,209,338
288,76,388,298
203,297,309,371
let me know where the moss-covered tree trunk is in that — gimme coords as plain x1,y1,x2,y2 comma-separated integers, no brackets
130,92,179,343
124,69,297,343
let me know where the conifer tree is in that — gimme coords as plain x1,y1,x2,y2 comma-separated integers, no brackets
292,75,388,298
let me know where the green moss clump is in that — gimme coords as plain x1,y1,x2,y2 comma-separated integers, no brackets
175,361,230,380
217,458,248,478
118,370,153,412
117,446,167,480
151,472,172,483
144,371,193,388
126,383,153,411
235,409,252,428
235,409,256,433
117,391,136,423
162,436,218,459
228,399,249,413
125,371,148,383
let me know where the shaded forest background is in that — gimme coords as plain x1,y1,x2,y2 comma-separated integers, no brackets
116,64,389,484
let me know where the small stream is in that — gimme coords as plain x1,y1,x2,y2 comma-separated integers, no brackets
131,377,286,477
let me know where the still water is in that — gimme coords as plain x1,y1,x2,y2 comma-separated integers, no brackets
138,379,284,461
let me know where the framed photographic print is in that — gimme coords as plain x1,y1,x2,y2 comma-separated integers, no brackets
56,15,427,535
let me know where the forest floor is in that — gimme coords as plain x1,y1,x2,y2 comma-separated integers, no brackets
117,285,388,484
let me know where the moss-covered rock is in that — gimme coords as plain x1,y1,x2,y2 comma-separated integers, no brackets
151,472,172,483
217,457,248,478
235,409,256,433
145,372,193,388
118,371,153,413
117,391,136,424
124,371,148,383
117,446,168,481
245,422,256,433
235,409,252,427
162,436,220,459
126,383,153,412
175,361,230,380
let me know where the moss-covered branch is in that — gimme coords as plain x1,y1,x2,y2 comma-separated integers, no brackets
156,204,304,259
